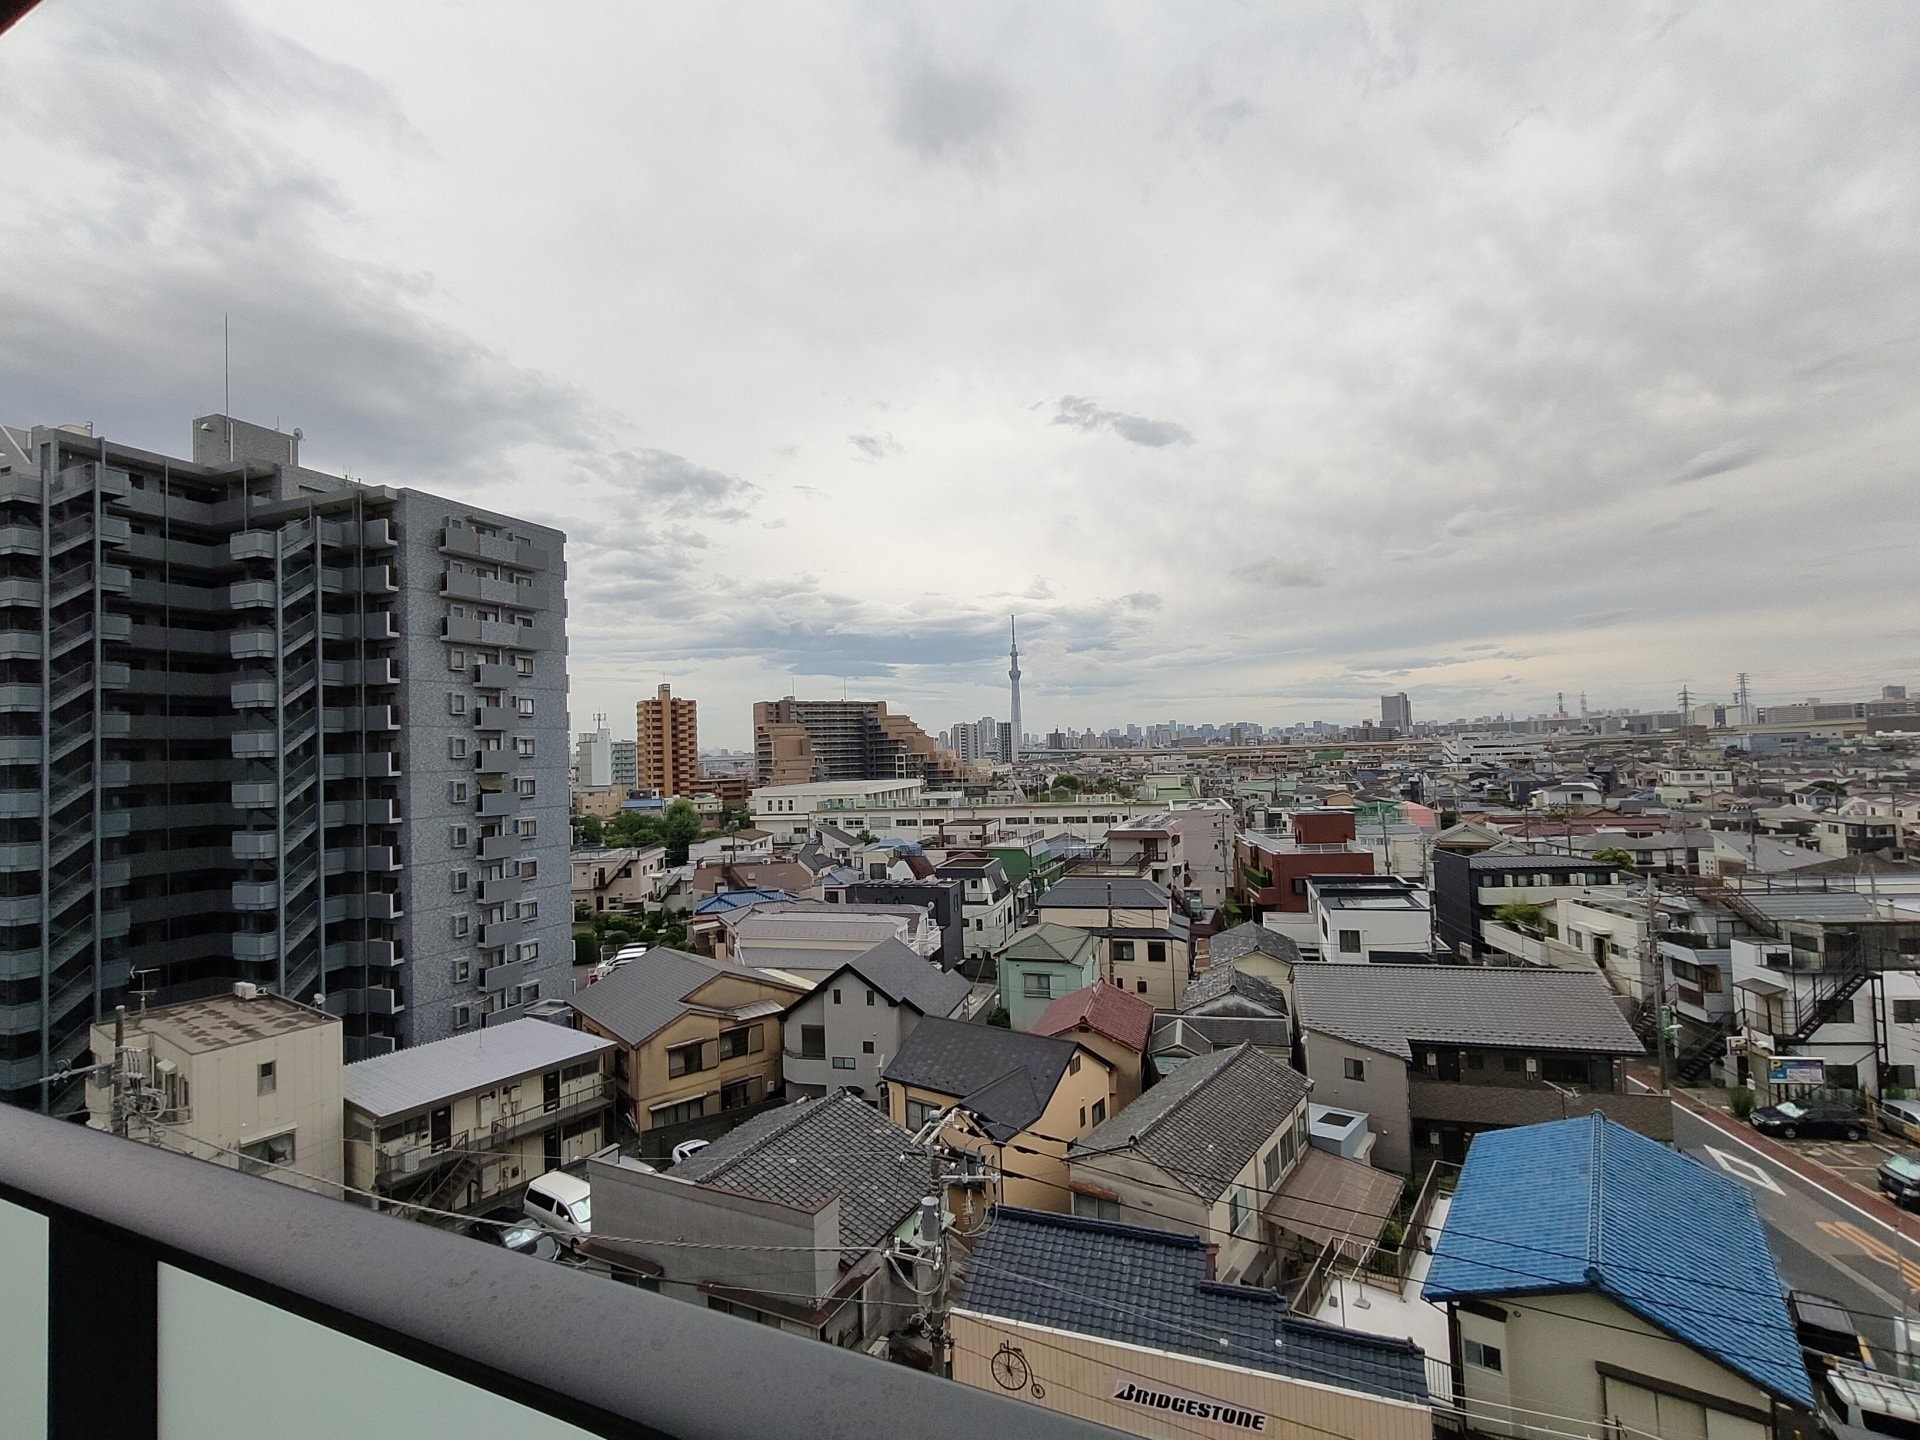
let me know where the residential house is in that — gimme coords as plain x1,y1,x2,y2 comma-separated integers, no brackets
84,986,344,1196
341,1018,615,1211
1423,1113,1814,1440
1656,766,1736,803
1206,920,1303,982
1066,1043,1320,1286
689,858,817,901
1168,798,1235,909
1291,964,1662,1174
1237,809,1376,917
882,1017,1113,1212
1034,875,1192,1010
827,878,967,968
1704,832,1828,879
996,923,1100,1030
570,845,668,914
1305,874,1433,962
782,940,976,1101
1104,813,1188,896
1433,852,1625,959
568,949,807,1156
1814,815,1903,859
934,854,1017,962
584,1091,924,1348
1030,981,1155,1109
952,1208,1431,1440
720,901,941,982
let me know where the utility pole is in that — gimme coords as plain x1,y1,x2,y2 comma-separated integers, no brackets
1646,872,1672,1092
111,1004,128,1137
894,1107,997,1379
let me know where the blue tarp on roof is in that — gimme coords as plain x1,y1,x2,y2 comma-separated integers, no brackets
1421,1113,1813,1408
692,889,792,916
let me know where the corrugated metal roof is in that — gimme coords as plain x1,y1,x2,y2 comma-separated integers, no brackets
1422,1113,1814,1408
342,1019,612,1118
1739,892,1880,921
1292,964,1644,1059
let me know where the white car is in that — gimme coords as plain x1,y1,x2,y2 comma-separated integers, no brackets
523,1171,591,1237
671,1138,711,1165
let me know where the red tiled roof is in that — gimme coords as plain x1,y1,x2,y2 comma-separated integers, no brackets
1031,981,1155,1053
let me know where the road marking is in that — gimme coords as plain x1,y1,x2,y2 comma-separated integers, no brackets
1818,1221,1920,1292
1680,1108,1919,1245
1705,1146,1784,1194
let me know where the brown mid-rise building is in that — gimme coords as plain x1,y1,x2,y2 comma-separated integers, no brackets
752,697,962,786
637,683,700,797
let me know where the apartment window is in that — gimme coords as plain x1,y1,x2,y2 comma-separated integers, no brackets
452,1004,473,1030
519,858,539,880
521,900,538,921
1263,1146,1280,1189
516,940,540,963
1338,930,1362,955
800,1025,826,1059
257,1061,276,1097
1291,879,1307,895
1023,973,1053,998
905,1099,939,1128
448,736,469,760
832,1057,856,1070
862,1041,875,1054
717,1025,756,1060
448,649,467,670
1895,1001,1920,1025
667,1042,707,1078
651,1097,704,1127
1147,941,1167,963
515,655,534,676
449,824,469,849
720,1079,754,1110
515,696,535,717
514,982,542,1007
1112,941,1136,963
1466,1052,1485,1071
1463,1340,1503,1373
446,781,469,805
448,692,467,716
1828,998,1857,1025
1343,1057,1365,1081
513,736,536,757
450,917,470,942
514,777,536,798
450,958,471,982
238,1131,295,1175
1091,1099,1106,1124
516,817,538,839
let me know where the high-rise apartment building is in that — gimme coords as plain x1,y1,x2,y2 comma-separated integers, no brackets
753,698,962,786
610,739,637,788
636,683,699,797
1380,692,1412,731
575,726,613,787
0,416,571,1113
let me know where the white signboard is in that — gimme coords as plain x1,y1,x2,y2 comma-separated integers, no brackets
1109,1373,1270,1432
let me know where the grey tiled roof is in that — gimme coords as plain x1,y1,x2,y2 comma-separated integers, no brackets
1207,922,1301,968
1070,1043,1311,1201
1151,1014,1293,1057
566,949,739,1045
882,1017,1079,1141
1291,964,1645,1060
342,1019,612,1118
1179,961,1290,1017
671,1091,923,1259
959,1208,1428,1403
1039,876,1171,911
810,938,973,1018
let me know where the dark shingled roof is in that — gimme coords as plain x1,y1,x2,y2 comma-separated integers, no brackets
960,1208,1429,1404
566,949,741,1045
670,1091,923,1259
1039,876,1171,911
1070,1042,1312,1201
1291,964,1645,1060
882,1017,1082,1142
1207,922,1302,968
1179,960,1291,1017
797,938,973,1019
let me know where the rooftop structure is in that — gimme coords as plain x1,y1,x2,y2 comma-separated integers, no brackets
340,1017,612,1120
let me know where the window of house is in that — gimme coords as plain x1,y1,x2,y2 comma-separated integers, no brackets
514,777,536,797
513,736,535,757
516,941,540,964
1895,1001,1920,1025
1828,998,1857,1025
905,1099,939,1128
1263,1147,1280,1189
1829,1063,1861,1089
449,824,469,849
800,1026,825,1059
1503,1053,1525,1072
865,989,876,1006
833,1057,856,1070
1112,941,1135,963
238,1131,295,1175
1343,1057,1365,1081
1228,1185,1257,1234
1091,1099,1106,1124
667,1042,707,1077
257,1061,276,1096
1466,1052,1485,1070
1069,1054,1081,1075
862,1041,875,1054
450,868,470,894
1147,941,1167,963
1463,1340,1502,1373
1072,1193,1124,1223
717,1026,753,1060
1023,973,1052,998
1291,878,1307,895
515,655,534,676
1338,930,1362,954
721,1079,754,1109
1541,1053,1588,1084
651,1097,703,1127
1137,980,1147,994
832,988,842,1005
452,1004,473,1031
521,900,538,921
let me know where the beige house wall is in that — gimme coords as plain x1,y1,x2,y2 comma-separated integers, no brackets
1456,1290,1776,1440
1299,1031,1412,1174
952,1312,1431,1440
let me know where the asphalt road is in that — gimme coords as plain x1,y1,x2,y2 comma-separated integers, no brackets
1672,1106,1920,1365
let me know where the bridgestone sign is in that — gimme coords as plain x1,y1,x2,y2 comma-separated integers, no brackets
1110,1376,1269,1431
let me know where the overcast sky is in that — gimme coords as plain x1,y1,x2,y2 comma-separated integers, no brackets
5,2,1918,748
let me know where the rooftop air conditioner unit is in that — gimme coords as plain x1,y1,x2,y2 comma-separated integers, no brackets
232,982,260,1001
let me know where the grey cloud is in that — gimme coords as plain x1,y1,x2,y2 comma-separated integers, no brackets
1120,592,1162,611
1229,560,1327,590
593,448,757,517
849,432,902,461
1670,444,1764,485
887,47,1015,165
1050,396,1194,448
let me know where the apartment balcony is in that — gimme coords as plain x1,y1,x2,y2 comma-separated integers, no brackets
325,891,401,923
442,615,546,651
228,579,276,609
324,938,398,970
481,958,528,993
323,797,399,826
439,570,540,609
1479,922,1595,971
232,881,280,912
476,790,519,818
478,916,523,950
478,832,522,862
231,931,278,962
324,845,399,875
477,874,522,905
473,750,512,775
230,628,276,660
324,752,400,781
471,705,509,731
473,661,516,688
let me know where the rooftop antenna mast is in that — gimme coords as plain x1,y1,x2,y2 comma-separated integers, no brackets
223,312,233,462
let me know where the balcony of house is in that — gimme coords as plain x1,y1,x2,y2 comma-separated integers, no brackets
1408,1073,1673,1141
439,570,542,610
1478,921,1595,970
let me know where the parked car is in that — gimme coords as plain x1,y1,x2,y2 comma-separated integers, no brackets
468,1206,562,1262
671,1138,711,1165
1750,1099,1865,1141
1880,1155,1920,1211
1789,1290,1868,1372
1879,1098,1920,1144
523,1171,592,1237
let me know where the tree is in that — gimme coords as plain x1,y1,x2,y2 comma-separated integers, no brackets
572,813,604,846
1593,847,1637,871
660,798,703,866
1051,774,1082,793
606,811,664,848
1495,900,1547,934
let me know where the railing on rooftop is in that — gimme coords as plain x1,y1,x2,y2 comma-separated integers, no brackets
0,1104,1121,1440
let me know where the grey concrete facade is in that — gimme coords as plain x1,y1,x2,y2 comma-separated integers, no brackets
0,416,569,1112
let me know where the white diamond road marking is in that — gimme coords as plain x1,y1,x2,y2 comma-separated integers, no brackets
1705,1145,1784,1195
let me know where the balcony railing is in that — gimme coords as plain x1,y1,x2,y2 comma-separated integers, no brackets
0,1105,1104,1440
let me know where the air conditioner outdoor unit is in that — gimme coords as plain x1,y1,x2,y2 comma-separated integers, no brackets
232,982,260,1001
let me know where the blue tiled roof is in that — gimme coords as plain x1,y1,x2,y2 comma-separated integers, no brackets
1421,1113,1813,1408
961,1208,1429,1404
692,888,792,916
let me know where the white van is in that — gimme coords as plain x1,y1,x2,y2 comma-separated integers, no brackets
523,1171,592,1237
1822,1365,1920,1440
